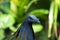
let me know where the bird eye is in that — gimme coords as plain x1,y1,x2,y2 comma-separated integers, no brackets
29,17,33,19
28,19,34,22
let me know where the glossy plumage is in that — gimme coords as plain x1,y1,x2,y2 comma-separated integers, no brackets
6,14,40,40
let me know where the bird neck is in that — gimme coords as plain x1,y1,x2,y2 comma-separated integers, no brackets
22,20,35,40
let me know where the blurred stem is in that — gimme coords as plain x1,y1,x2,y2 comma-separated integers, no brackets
58,34,60,40
25,1,33,12
25,0,38,12
48,1,54,38
53,0,59,38
48,0,59,39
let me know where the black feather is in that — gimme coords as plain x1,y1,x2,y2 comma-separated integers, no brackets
6,14,40,40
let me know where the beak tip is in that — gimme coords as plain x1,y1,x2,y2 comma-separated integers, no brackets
38,21,40,23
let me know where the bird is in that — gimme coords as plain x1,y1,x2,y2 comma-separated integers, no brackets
6,14,40,40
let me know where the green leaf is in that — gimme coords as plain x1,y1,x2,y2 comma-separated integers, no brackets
30,9,49,16
0,29,5,40
0,14,15,29
32,24,43,33
19,0,29,7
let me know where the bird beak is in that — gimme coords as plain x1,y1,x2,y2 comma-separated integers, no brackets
37,20,40,23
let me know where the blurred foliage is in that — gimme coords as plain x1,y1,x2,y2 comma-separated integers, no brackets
0,0,60,40
33,24,43,33
0,14,15,29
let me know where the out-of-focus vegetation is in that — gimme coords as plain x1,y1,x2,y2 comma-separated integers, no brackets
0,0,60,40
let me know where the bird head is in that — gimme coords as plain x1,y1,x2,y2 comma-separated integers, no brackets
27,14,40,23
